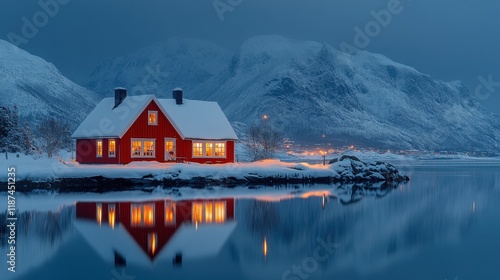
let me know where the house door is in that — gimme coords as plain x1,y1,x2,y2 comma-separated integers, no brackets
164,138,176,161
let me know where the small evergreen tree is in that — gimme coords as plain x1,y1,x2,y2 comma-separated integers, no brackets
21,122,36,155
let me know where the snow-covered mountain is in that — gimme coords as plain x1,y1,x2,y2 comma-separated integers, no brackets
83,35,499,151
190,35,500,151
0,39,98,127
85,38,231,98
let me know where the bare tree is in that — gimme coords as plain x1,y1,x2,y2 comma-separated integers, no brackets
245,119,282,161
35,117,71,158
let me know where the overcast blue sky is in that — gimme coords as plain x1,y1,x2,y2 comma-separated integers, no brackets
1,0,499,113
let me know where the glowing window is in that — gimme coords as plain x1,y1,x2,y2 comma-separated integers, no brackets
131,139,155,158
205,143,213,157
148,111,158,125
109,140,116,157
131,204,155,226
131,205,142,226
96,140,103,158
131,141,142,157
108,204,116,229
148,233,158,255
143,205,155,226
215,201,226,223
165,202,175,224
205,203,213,223
193,142,203,157
192,202,203,223
96,203,102,225
215,143,225,157
144,141,155,157
165,141,174,152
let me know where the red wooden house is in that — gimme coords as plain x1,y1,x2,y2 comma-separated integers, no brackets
72,88,238,164
75,197,236,265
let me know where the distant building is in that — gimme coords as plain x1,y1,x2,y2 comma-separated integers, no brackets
72,88,238,164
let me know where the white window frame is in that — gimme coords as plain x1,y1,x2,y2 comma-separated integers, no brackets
192,141,227,158
148,110,158,126
131,139,156,158
96,140,103,158
108,139,116,158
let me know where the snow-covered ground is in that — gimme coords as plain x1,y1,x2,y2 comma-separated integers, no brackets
0,150,409,184
0,151,333,181
0,150,497,183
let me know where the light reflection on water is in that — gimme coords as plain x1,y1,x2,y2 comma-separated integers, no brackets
2,162,500,280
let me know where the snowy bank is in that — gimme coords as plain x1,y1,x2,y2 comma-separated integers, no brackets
0,153,409,192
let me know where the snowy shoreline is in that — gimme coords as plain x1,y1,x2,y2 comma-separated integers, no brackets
0,154,409,193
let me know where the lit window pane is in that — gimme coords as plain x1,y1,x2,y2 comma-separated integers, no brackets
97,140,103,157
205,203,213,223
143,205,155,226
132,141,142,156
148,111,157,125
144,141,155,157
148,233,158,255
193,202,203,223
193,142,203,157
215,202,225,223
131,205,142,226
96,203,102,225
205,143,213,157
165,202,175,224
109,140,116,157
215,143,225,157
108,204,116,229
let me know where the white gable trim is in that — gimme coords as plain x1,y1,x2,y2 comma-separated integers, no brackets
154,97,187,140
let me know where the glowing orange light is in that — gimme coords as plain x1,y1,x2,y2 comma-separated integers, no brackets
205,203,213,223
165,202,175,224
263,236,268,258
96,204,102,226
193,203,203,223
108,205,116,229
131,205,142,226
149,233,157,255
214,202,226,223
144,205,154,226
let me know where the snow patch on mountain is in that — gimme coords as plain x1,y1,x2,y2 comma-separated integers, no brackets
0,40,98,127
190,35,500,151
85,38,231,98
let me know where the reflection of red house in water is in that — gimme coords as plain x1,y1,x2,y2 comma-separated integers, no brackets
75,198,236,265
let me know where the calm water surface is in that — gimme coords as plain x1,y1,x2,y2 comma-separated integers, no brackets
2,160,500,280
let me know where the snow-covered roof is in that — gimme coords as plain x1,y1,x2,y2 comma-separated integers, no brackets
158,98,238,140
72,95,237,140
73,220,237,266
